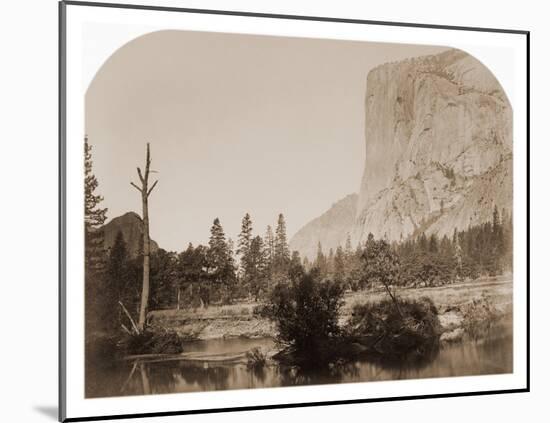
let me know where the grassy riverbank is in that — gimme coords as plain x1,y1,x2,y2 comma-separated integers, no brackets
148,276,512,343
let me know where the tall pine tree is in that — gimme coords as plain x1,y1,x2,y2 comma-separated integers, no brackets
208,218,229,277
237,213,253,275
263,225,275,279
84,136,109,335
84,136,108,273
207,218,236,299
315,241,328,279
273,214,290,275
245,236,267,299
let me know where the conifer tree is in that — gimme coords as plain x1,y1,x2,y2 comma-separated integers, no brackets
207,218,236,297
149,249,179,310
208,218,229,275
263,225,275,282
177,243,209,308
245,236,267,299
237,213,253,266
453,231,464,279
84,136,108,273
343,234,354,282
288,250,304,282
428,234,439,253
84,136,109,335
348,244,365,290
334,246,346,284
315,241,328,279
264,226,275,261
227,237,236,269
273,214,290,274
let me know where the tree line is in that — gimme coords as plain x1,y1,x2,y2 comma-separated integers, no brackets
100,207,512,319
105,212,298,314
300,206,512,291
84,139,513,337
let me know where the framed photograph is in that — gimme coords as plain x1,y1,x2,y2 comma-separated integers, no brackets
59,1,529,421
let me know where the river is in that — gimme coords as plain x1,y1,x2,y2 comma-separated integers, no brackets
86,320,512,398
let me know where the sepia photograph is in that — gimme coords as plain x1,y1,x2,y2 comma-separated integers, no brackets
1,0,540,422
83,29,514,398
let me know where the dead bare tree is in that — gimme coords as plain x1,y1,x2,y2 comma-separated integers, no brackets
131,143,159,332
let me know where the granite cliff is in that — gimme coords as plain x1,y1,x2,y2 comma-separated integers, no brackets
290,194,357,260
290,49,512,258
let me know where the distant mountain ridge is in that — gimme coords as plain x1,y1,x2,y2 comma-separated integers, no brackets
290,49,512,259
101,211,159,257
289,194,357,260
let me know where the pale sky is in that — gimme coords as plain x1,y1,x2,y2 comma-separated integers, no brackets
86,29,447,252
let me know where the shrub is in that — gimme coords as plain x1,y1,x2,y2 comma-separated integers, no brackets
461,293,498,338
252,304,271,318
346,296,441,361
246,347,267,369
265,269,344,359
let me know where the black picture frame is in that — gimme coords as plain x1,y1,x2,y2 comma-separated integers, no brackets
59,1,530,421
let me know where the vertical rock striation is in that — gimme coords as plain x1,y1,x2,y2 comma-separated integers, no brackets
352,49,512,243
290,49,512,258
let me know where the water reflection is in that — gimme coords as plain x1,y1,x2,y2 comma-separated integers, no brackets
366,337,441,373
86,322,512,398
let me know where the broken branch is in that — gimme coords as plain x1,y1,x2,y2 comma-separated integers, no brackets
130,182,142,193
147,180,159,197
119,301,140,334
137,167,144,183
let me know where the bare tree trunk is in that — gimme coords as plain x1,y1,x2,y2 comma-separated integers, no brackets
140,188,150,331
131,143,159,333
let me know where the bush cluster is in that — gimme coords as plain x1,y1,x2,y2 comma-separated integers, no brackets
265,270,344,360
346,297,441,360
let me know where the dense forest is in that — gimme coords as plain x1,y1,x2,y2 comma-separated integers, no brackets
84,140,513,337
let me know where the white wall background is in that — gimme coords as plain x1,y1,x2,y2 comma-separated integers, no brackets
0,0,542,422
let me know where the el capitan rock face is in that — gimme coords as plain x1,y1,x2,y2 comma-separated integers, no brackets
101,211,159,257
352,48,512,243
290,49,512,258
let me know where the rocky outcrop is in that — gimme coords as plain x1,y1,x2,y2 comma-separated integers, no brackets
289,194,357,260
352,48,512,243
290,49,512,256
101,211,159,257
